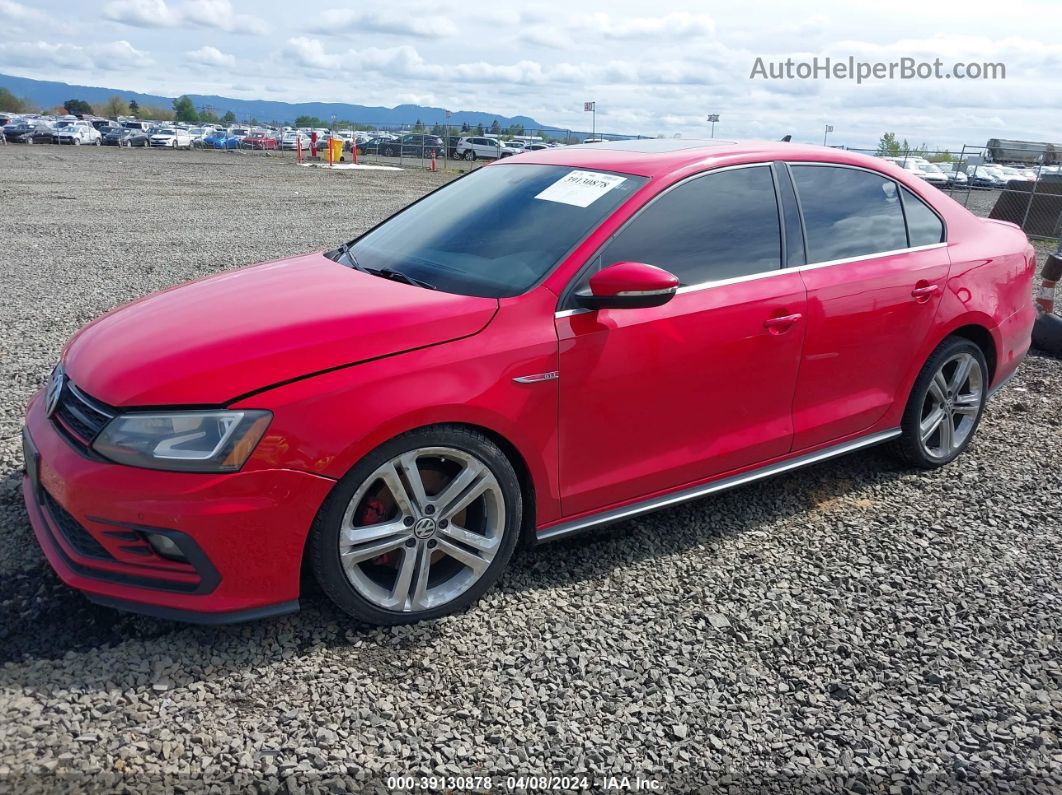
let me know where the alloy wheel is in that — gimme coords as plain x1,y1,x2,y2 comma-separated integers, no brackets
338,446,505,612
918,351,983,460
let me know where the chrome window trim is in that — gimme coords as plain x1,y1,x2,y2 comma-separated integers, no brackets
555,241,948,316
554,159,951,317
536,428,901,543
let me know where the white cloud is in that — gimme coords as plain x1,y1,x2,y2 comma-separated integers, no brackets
103,0,181,27
104,0,266,34
186,44,235,67
517,27,570,49
0,0,49,24
308,9,456,38
0,39,152,71
183,0,267,34
575,12,715,40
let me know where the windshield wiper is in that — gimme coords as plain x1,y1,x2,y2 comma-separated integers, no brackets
362,267,437,291
331,244,436,290
332,241,361,269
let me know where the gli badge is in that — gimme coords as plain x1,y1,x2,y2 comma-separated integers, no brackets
44,365,64,418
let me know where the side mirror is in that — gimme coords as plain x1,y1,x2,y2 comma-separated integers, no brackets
575,262,679,310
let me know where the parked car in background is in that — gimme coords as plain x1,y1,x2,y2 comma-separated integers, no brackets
21,140,1036,626
150,128,193,149
969,166,1006,189
454,135,507,160
53,122,101,146
122,121,151,132
913,162,950,188
379,133,444,158
355,137,390,156
997,166,1034,183
4,121,53,144
937,163,969,187
102,127,148,147
242,132,279,150
281,131,309,150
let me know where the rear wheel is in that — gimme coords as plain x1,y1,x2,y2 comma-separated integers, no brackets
464,150,476,161
894,337,988,468
310,426,522,624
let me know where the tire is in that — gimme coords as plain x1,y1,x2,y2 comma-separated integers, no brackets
893,337,988,469
1032,306,1062,357
73,139,81,146
464,150,476,161
309,426,522,625
384,146,396,157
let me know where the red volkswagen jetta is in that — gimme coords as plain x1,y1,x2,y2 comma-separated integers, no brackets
22,140,1036,625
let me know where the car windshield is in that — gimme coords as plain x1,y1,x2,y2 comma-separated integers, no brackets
157,129,175,135
345,164,648,298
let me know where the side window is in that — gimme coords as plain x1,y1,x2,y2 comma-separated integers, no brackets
901,187,945,246
598,166,781,285
791,165,908,262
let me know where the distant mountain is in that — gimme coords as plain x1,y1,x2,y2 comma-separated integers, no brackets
0,73,562,132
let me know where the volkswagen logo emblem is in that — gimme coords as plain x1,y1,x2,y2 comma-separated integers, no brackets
412,517,437,539
44,366,64,418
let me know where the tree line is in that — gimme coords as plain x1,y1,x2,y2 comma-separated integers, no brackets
876,132,954,162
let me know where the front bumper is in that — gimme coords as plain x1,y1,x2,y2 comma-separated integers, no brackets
22,391,336,623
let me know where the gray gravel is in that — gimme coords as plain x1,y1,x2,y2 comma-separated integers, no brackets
1,145,1060,793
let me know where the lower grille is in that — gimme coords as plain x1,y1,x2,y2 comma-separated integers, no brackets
42,489,114,561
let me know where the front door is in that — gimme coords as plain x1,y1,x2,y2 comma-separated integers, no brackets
556,164,809,517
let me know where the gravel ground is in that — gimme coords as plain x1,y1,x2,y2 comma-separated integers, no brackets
0,146,1060,793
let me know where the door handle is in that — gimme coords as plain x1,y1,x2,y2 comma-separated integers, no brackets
764,313,803,331
911,283,940,299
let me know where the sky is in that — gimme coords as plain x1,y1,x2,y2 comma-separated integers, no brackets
1,0,1060,149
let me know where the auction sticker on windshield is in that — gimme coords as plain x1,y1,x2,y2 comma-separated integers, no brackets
534,170,628,208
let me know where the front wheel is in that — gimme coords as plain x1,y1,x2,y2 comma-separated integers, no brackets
310,426,522,625
894,337,988,468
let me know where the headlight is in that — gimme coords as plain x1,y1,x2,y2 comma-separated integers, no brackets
92,410,271,473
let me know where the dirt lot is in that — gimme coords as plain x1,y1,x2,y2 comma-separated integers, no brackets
0,145,1059,793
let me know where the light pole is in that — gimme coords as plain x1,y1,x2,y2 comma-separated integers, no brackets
706,113,719,138
584,101,596,139
823,123,834,147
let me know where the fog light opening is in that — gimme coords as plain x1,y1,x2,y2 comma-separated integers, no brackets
144,532,188,563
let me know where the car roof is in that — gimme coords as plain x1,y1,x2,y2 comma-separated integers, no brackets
504,138,914,180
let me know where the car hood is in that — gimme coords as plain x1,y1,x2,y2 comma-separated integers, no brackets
63,252,499,406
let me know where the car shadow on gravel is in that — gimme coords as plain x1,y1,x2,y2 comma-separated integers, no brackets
0,447,912,672
503,447,911,595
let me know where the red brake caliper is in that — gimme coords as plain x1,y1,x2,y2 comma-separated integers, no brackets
357,497,395,566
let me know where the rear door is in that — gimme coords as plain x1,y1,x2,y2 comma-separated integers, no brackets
787,164,950,449
556,164,809,516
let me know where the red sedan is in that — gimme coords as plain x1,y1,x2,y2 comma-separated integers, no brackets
242,132,278,150
22,140,1036,625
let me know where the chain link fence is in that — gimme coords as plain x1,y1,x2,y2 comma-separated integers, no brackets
842,145,1062,241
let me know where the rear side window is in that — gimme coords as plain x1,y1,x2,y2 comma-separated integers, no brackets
599,165,781,285
901,187,945,246
791,165,907,262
